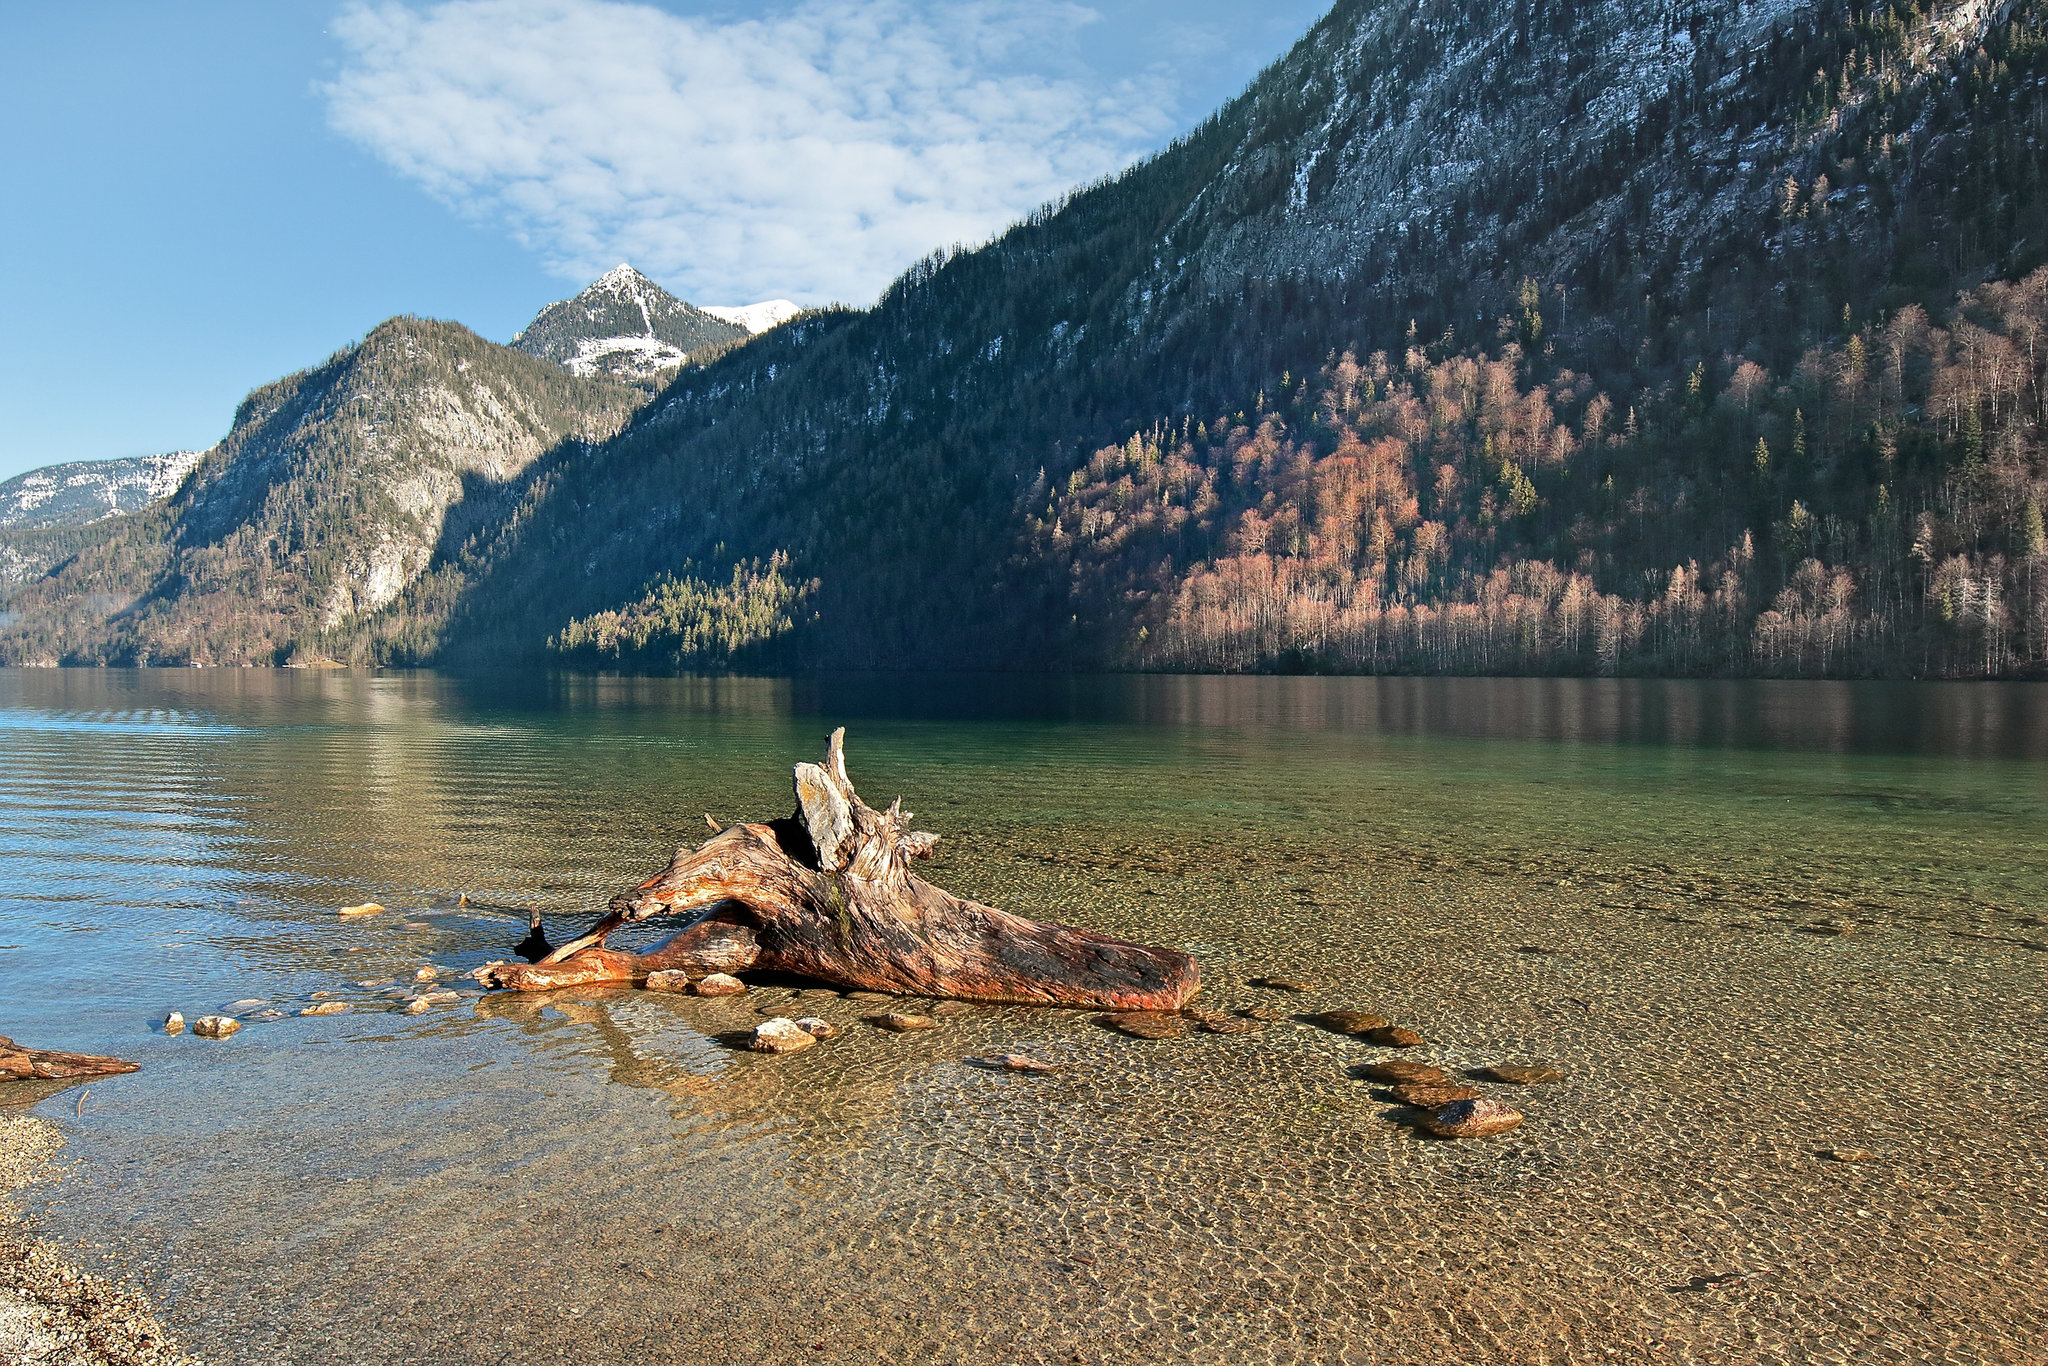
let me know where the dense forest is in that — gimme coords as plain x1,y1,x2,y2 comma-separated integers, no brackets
1039,267,2047,675
2,0,2043,677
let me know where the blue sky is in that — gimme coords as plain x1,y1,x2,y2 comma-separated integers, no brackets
0,0,1329,482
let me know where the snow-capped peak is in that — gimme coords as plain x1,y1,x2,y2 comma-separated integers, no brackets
591,263,653,293
701,301,801,335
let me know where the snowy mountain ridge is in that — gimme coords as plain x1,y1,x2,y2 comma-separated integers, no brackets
0,449,208,530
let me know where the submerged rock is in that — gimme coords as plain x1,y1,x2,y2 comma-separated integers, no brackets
192,1016,240,1039
969,1054,1059,1074
162,1013,184,1036
845,990,894,1002
1479,1063,1564,1085
1388,1082,1482,1108
871,1012,935,1032
1356,1059,1448,1085
413,966,439,982
337,903,385,917
749,1018,817,1053
1201,1018,1263,1035
1414,1097,1525,1138
299,1002,348,1017
693,974,748,997
1180,1006,1229,1025
1823,1147,1878,1163
1237,1005,1286,1022
1364,1025,1424,1048
1309,1009,1391,1035
793,1018,840,1039
1102,1011,1190,1040
929,1001,974,1018
644,970,692,993
1251,976,1315,992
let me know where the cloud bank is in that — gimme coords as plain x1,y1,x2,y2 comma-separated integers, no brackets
326,0,1180,306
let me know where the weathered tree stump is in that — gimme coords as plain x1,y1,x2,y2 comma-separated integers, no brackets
476,730,1198,1010
0,1037,140,1081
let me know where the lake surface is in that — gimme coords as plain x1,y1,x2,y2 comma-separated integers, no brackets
2,669,2045,1365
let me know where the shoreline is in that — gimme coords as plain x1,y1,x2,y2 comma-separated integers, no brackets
0,1111,193,1366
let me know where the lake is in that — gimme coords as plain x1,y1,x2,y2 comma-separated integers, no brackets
2,668,2045,1365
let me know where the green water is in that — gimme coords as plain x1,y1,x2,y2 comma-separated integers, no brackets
2,670,2044,1365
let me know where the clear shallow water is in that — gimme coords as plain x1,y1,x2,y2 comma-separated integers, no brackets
2,669,2045,1365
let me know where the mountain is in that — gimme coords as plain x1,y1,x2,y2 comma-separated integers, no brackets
0,318,642,665
423,0,2047,679
510,265,749,380
6,0,2044,677
701,301,803,335
0,450,207,530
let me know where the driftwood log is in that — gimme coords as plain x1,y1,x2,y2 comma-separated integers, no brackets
476,730,1198,1010
0,1037,139,1081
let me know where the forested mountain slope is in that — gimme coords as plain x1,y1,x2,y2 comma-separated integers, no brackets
434,0,2048,677
0,318,640,665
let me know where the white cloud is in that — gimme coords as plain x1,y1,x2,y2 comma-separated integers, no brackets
325,0,1180,306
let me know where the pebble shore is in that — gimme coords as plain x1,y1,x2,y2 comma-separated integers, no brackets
0,1114,193,1366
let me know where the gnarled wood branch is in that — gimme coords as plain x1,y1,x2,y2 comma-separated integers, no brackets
477,729,1198,1010
0,1037,139,1081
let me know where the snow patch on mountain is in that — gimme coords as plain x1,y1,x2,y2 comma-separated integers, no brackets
701,301,801,334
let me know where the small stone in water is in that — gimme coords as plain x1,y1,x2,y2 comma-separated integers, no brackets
1310,1010,1391,1035
845,990,894,1002
414,966,439,982
929,1001,973,1018
644,970,692,994
1388,1082,1483,1108
300,1002,348,1016
793,1017,840,1039
1414,1097,1525,1138
1480,1063,1564,1085
1251,977,1315,992
163,1012,185,1035
871,1013,935,1032
1237,1005,1286,1022
337,903,385,917
1102,1011,1190,1040
309,991,335,1000
693,974,748,997
1180,1006,1229,1025
354,979,393,989
397,998,431,1015
1823,1147,1877,1163
399,922,432,931
224,999,268,1012
749,1018,817,1053
1356,1059,1448,1085
1365,1025,1424,1048
969,1054,1058,1073
192,1016,240,1039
